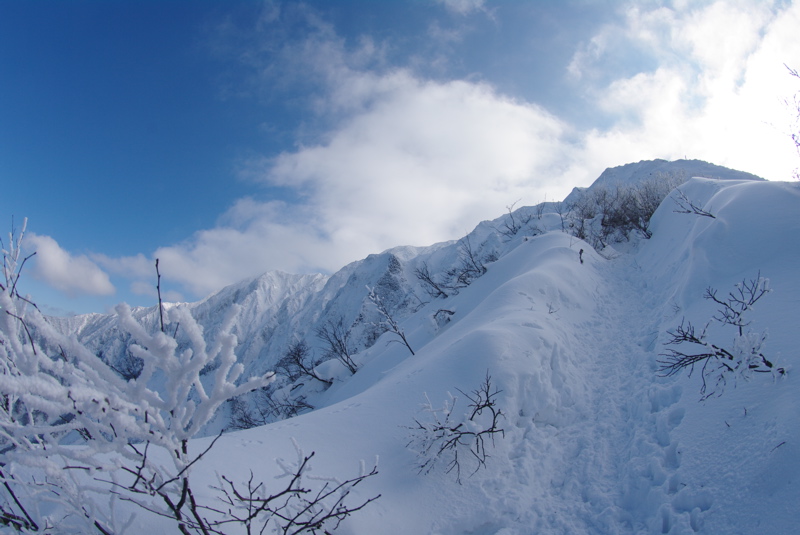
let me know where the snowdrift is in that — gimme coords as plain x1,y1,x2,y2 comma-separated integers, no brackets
29,160,800,533
190,173,797,534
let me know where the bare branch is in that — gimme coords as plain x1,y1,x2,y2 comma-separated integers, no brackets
658,274,783,398
367,287,414,356
672,189,716,218
315,319,358,374
155,258,166,334
408,372,505,483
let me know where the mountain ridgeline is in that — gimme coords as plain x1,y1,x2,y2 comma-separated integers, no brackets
47,159,765,433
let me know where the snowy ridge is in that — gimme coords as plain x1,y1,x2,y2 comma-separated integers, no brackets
44,160,799,534
201,173,796,534
563,158,764,205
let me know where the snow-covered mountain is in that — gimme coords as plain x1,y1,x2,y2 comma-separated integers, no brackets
45,159,799,534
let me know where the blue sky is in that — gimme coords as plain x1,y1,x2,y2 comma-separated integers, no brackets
1,0,798,315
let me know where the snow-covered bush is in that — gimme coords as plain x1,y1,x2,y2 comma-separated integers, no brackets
276,340,332,387
658,273,785,398
785,64,800,179
414,236,492,299
1,221,133,532
407,373,504,483
367,287,414,356
495,201,536,240
108,301,276,532
1,221,280,532
566,173,686,248
315,319,358,375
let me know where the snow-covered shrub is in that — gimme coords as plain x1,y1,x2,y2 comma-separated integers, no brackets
367,287,414,356
566,173,686,248
658,273,785,398
414,262,452,299
315,319,358,375
1,221,277,532
496,201,535,240
108,300,277,532
407,373,504,483
276,340,332,387
414,236,492,300
1,219,133,532
786,64,800,179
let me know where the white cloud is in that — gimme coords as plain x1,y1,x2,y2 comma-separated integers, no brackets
149,200,336,297
571,0,800,181
26,234,115,297
56,0,800,305
146,72,576,298
92,252,153,279
268,71,572,239
435,0,487,16
129,56,586,298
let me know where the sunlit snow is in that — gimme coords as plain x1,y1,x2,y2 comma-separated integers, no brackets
40,160,800,534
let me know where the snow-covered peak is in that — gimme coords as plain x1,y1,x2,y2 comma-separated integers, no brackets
564,158,765,204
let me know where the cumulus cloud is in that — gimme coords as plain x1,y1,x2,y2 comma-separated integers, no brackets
92,252,153,279
136,0,800,300
50,0,800,305
148,200,335,297
144,71,575,298
267,72,572,240
26,234,115,297
571,0,800,181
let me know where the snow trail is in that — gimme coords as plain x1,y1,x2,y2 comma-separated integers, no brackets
598,254,683,533
463,243,684,535
510,246,693,535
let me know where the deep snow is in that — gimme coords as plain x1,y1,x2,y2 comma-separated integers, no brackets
194,173,797,534
38,161,800,534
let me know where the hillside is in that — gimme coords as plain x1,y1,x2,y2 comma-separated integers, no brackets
34,159,800,534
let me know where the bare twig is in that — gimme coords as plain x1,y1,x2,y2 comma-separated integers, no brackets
672,189,716,218
658,274,783,397
367,287,415,356
408,372,505,483
205,451,380,535
155,258,166,334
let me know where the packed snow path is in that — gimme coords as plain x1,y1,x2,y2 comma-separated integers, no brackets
587,253,695,534
465,247,695,535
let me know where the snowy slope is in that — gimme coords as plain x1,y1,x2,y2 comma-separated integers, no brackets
52,159,760,388
563,158,764,204
246,181,795,533
184,174,798,534
41,160,799,534
144,172,794,535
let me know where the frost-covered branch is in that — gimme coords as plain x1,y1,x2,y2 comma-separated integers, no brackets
658,274,783,398
367,287,414,356
315,319,358,375
407,373,504,483
110,301,275,532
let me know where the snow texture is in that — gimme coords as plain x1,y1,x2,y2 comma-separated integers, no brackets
11,159,800,533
